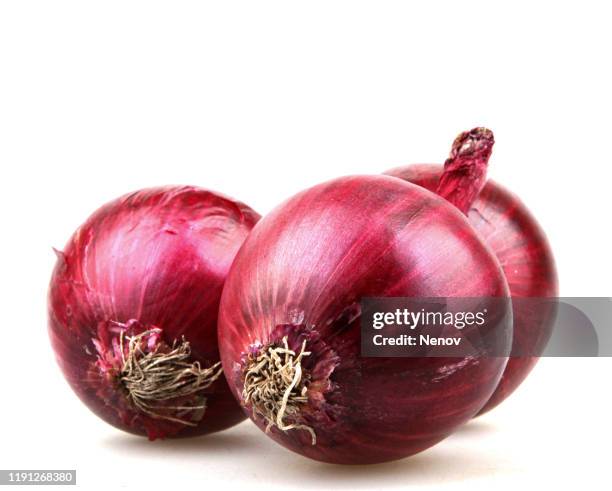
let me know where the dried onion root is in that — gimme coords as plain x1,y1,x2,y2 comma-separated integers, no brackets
243,336,316,444
119,329,223,426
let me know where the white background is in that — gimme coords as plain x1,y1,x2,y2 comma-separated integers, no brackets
0,1,610,489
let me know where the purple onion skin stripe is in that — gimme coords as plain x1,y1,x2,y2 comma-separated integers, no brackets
218,174,512,465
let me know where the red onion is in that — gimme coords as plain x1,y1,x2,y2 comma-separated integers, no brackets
385,128,558,414
48,186,259,439
218,139,513,464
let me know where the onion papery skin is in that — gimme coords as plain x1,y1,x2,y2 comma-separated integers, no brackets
218,175,512,464
384,164,558,414
48,186,259,439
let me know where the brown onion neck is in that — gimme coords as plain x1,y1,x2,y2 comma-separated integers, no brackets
436,127,495,214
